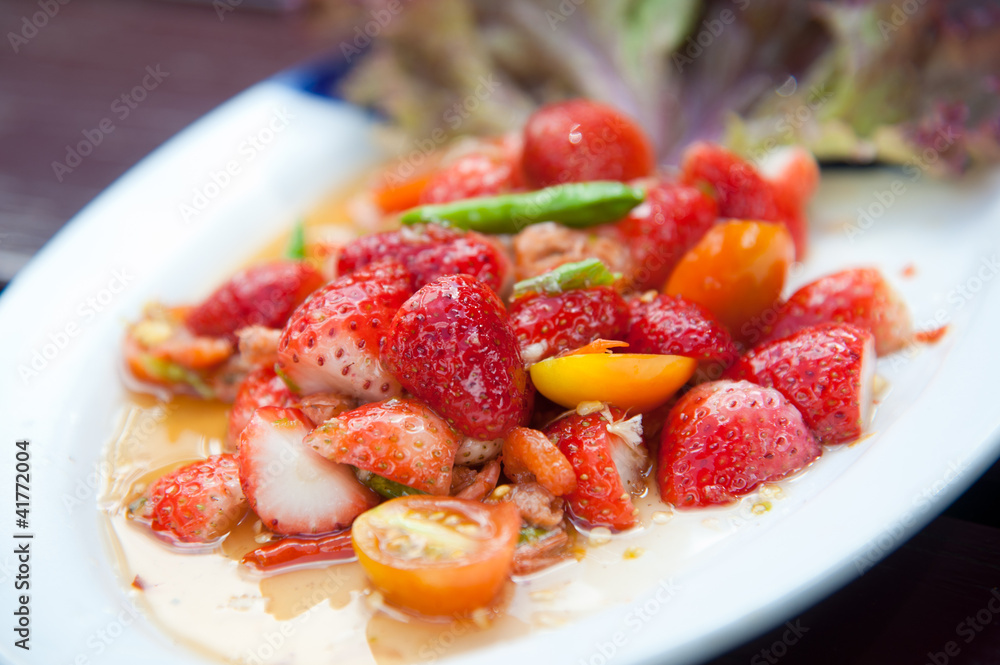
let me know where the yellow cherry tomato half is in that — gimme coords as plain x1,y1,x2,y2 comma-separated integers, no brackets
665,220,794,342
529,352,697,412
351,496,520,617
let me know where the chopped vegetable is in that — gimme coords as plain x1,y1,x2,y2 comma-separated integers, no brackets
511,258,619,299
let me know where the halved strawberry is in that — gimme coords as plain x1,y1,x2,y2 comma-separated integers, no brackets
728,323,876,445
335,224,511,293
543,406,646,531
133,454,247,544
238,407,379,535
624,293,739,373
275,261,412,400
608,179,718,291
509,260,629,365
383,274,532,440
186,261,325,342
658,380,821,508
763,268,913,355
680,142,807,257
227,366,297,444
305,398,462,495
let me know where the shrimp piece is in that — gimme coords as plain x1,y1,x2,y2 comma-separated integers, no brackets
502,427,577,496
513,222,632,282
454,459,501,502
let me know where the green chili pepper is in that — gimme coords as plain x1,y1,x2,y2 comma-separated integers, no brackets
517,526,550,545
354,468,426,499
284,219,307,260
139,355,214,399
511,258,621,299
400,181,645,234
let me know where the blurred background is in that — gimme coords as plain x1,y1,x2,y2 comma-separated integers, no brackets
1,0,999,663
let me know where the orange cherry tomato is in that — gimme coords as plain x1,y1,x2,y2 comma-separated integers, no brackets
372,171,436,213
351,496,520,616
665,220,793,342
529,352,697,412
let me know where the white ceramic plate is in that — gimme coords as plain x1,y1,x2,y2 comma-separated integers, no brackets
2,79,1000,665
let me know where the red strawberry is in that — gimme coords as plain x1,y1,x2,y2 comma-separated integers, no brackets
227,366,296,444
760,146,820,214
383,274,532,440
763,268,912,356
544,406,647,531
419,153,519,205
134,454,247,544
276,261,412,400
680,143,807,258
238,407,379,535
624,293,739,374
336,224,511,293
521,99,655,187
609,180,718,290
728,323,876,444
186,261,325,341
305,397,462,495
658,380,821,508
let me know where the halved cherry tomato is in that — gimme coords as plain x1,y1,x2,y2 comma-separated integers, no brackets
529,352,697,412
351,496,520,616
372,171,436,213
665,220,793,342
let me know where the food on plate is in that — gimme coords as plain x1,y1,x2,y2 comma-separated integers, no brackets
119,97,926,627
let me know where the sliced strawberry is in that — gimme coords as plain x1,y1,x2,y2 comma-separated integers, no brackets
764,268,913,356
544,406,646,531
509,259,628,364
305,398,462,495
227,366,297,444
185,261,325,342
624,293,739,375
759,146,821,212
336,224,510,293
728,323,876,444
658,380,821,508
383,274,532,440
521,99,655,187
609,179,718,290
680,142,807,257
275,261,412,400
238,407,379,535
133,454,247,544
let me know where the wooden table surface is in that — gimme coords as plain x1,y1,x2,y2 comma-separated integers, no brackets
1,1,998,663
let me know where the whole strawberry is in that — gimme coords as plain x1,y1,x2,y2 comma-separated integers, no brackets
728,323,876,445
624,293,739,372
681,142,807,258
383,274,532,440
186,261,325,342
134,454,247,543
336,224,511,293
609,179,717,291
544,406,646,531
509,259,629,364
658,380,821,508
762,267,912,355
276,261,412,400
